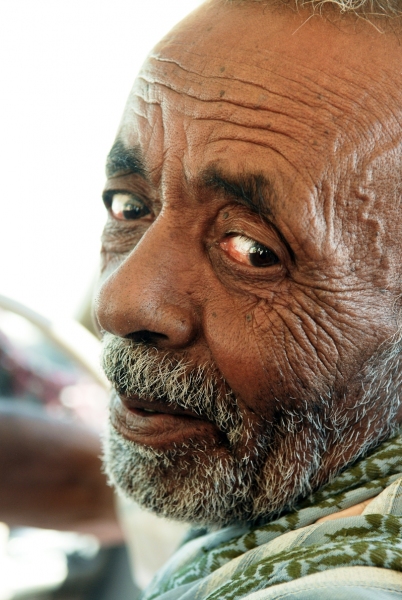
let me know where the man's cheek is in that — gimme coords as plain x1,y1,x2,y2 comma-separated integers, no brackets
202,303,274,410
201,296,319,421
249,286,391,408
250,297,341,401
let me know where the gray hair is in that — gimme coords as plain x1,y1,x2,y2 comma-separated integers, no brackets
227,0,402,21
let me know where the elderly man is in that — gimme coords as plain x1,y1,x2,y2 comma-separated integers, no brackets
95,0,402,597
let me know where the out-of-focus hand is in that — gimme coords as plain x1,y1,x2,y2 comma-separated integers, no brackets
0,400,123,545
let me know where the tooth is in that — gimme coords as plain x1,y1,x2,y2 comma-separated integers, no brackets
143,408,156,413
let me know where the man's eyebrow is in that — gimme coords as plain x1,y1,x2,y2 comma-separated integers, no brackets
201,167,295,262
201,167,275,219
106,139,147,179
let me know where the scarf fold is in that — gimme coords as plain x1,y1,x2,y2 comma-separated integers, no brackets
142,433,402,600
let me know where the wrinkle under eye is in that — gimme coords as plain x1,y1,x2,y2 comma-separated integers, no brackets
220,235,280,268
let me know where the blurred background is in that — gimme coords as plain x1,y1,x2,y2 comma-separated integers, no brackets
0,1,203,598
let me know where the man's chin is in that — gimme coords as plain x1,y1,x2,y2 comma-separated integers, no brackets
102,416,334,528
103,423,258,527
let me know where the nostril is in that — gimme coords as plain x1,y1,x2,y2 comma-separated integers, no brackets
127,330,169,346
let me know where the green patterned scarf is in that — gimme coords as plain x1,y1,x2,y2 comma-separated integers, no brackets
142,433,402,600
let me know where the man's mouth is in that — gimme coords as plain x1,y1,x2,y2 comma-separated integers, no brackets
121,395,206,418
110,393,223,449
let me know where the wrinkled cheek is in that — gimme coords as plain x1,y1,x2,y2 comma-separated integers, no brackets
202,305,294,421
252,302,334,404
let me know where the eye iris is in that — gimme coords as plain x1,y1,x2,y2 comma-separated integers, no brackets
122,200,149,220
249,243,279,267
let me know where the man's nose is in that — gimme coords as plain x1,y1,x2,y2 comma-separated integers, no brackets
95,224,200,349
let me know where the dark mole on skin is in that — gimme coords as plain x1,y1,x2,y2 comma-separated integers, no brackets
223,212,229,219
220,66,225,72
212,312,217,318
246,314,252,322
220,90,225,97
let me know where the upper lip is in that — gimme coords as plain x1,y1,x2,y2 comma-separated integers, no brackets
120,394,207,420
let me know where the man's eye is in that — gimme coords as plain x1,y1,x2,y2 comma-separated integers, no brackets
105,192,150,220
220,235,280,268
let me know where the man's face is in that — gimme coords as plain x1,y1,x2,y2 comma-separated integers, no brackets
96,1,402,526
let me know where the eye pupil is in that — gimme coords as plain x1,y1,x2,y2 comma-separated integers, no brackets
249,244,279,268
123,203,147,219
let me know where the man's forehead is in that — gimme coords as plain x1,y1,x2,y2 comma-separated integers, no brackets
121,1,402,160
118,55,399,200
148,0,402,85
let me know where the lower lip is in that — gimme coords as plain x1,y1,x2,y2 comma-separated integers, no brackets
110,394,221,449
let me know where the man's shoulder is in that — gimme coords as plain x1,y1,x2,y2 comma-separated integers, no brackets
143,475,402,600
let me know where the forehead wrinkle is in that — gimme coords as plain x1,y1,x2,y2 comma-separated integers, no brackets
140,62,339,124
148,49,380,119
131,89,334,189
300,67,402,138
285,68,401,140
141,68,375,143
136,78,318,131
203,135,307,182
151,55,315,105
145,53,345,114
152,54,346,112
146,48,402,141
135,64,391,160
194,117,310,153
133,77,337,159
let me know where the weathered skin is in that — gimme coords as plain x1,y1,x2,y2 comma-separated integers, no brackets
96,0,402,504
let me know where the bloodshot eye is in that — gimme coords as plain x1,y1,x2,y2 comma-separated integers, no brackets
220,235,280,268
104,192,150,220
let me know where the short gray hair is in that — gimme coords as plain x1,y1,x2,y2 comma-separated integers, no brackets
227,0,402,21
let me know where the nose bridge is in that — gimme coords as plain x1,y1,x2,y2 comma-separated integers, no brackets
96,215,201,348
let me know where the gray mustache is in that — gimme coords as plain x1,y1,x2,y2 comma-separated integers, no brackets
101,332,243,438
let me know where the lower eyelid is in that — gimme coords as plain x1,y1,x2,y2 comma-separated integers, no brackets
214,249,284,286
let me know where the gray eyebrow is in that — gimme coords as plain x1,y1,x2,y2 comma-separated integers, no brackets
200,166,275,220
106,139,147,179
